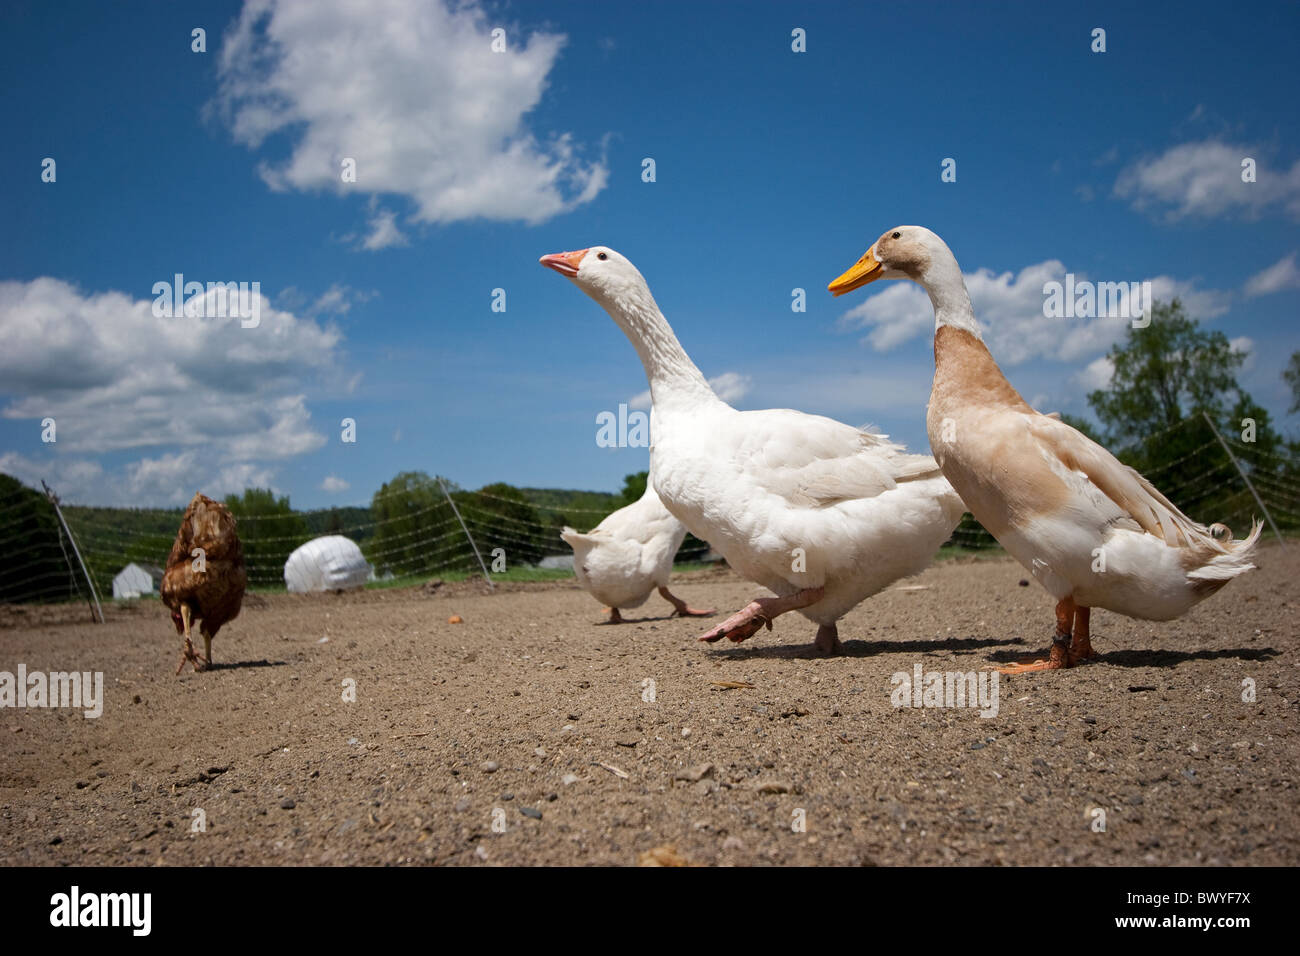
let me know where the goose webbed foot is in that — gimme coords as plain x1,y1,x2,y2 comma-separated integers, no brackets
698,587,825,645
813,624,843,656
658,586,715,618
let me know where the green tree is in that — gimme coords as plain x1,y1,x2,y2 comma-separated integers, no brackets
1085,299,1285,530
1058,413,1104,444
458,482,548,567
224,488,310,588
1285,350,1300,414
1088,300,1245,465
0,475,79,603
619,471,648,506
365,472,454,577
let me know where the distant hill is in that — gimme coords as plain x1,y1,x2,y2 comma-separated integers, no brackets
2,473,630,599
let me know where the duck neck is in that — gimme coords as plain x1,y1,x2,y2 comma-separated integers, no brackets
923,255,981,341
600,285,717,413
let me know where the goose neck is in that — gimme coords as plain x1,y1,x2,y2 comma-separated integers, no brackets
605,290,716,408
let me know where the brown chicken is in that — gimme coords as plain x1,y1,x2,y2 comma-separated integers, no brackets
160,493,246,674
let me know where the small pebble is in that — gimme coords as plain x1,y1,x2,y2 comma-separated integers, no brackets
520,807,542,820
481,761,499,773
279,798,296,810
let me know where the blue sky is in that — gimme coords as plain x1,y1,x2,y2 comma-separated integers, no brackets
1,0,1297,509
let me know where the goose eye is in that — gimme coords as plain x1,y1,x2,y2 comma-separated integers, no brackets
892,231,901,239
597,252,608,260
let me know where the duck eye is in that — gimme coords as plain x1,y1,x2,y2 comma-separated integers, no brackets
597,252,608,260
892,232,901,239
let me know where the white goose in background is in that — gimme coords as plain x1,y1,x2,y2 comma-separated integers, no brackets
541,246,965,654
561,478,715,623
829,225,1261,672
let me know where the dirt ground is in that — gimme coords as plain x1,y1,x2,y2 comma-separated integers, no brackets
1,547,1295,867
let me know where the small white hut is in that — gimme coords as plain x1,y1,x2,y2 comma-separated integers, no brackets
112,563,163,600
284,535,370,593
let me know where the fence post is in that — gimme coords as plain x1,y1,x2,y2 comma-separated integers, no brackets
1201,412,1285,550
41,480,104,622
438,478,495,589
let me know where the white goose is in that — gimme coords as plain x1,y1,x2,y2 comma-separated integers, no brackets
561,478,714,623
829,226,1262,671
541,246,965,654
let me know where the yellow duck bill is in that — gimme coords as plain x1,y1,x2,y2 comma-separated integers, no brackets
828,249,884,296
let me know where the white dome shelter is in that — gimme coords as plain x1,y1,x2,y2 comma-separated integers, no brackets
284,536,371,593
112,562,163,600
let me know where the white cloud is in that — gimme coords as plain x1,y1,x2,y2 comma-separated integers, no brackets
213,0,607,231
628,372,752,410
1144,275,1232,325
360,207,408,251
1244,252,1300,297
1114,140,1300,220
312,283,375,316
0,451,103,501
0,450,276,508
1230,336,1255,373
320,475,350,493
837,260,1231,366
706,372,752,404
0,277,344,505
1076,356,1114,392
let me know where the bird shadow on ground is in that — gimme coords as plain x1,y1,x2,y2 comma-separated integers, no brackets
600,612,711,625
205,659,287,671
706,635,1025,660
1052,646,1280,669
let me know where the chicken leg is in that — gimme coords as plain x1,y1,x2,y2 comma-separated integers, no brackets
176,604,204,674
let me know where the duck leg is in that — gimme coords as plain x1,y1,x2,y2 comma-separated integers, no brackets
601,607,624,624
698,587,825,644
658,586,715,618
997,597,1075,674
1070,606,1096,661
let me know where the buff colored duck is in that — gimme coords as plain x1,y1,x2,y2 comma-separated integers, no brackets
829,226,1261,671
